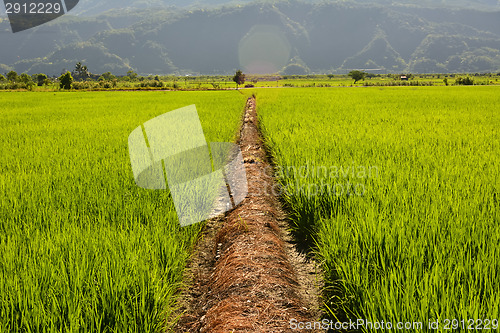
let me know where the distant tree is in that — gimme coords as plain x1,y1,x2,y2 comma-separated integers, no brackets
27,81,36,91
74,62,90,81
7,70,18,82
443,78,449,86
59,71,73,89
75,62,83,74
36,73,48,86
348,70,366,84
233,70,245,89
327,74,334,79
455,77,474,85
0,74,5,82
19,73,33,84
127,70,138,81
209,77,221,89
101,72,116,81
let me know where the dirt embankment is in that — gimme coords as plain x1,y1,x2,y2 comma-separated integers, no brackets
175,96,322,332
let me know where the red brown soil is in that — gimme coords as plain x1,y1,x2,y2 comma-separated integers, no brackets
174,96,322,332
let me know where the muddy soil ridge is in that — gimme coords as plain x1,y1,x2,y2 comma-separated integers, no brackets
175,96,322,332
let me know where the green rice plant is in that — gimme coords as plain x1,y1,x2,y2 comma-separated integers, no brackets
256,86,500,331
0,91,246,332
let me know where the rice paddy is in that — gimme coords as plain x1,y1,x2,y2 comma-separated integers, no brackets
1,85,499,332
256,86,500,331
0,91,246,331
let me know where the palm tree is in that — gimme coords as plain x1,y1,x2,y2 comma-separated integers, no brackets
74,62,90,81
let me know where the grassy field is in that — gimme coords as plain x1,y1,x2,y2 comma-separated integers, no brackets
0,91,246,332
123,73,500,89
2,85,499,331
2,73,499,92
256,86,500,330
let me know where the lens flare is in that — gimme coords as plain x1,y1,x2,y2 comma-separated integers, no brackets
238,25,291,74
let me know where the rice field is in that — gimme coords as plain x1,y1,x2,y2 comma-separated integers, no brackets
256,86,500,331
0,91,246,332
2,85,499,332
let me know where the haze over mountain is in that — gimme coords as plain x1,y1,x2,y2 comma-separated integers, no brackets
67,0,500,15
1,0,499,75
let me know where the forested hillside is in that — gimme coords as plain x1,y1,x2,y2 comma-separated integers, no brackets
1,0,499,75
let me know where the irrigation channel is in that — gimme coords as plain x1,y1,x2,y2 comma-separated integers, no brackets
175,96,323,332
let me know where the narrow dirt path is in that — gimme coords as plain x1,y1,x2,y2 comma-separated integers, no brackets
175,96,322,332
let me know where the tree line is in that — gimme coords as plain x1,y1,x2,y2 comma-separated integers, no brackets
0,62,248,90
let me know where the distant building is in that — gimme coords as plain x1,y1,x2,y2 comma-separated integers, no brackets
401,75,408,81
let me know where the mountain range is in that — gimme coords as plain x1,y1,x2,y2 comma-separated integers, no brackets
1,0,499,75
